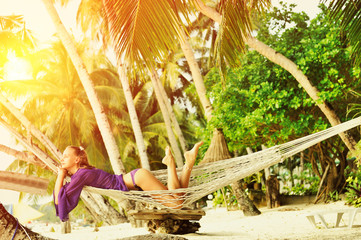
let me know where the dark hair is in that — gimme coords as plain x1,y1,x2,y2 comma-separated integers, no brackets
66,146,94,169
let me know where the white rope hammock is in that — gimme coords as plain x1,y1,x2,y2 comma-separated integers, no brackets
85,117,361,209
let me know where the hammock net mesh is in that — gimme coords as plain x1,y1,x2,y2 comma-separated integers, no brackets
85,117,361,209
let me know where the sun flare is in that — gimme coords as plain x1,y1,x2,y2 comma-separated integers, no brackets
3,53,32,81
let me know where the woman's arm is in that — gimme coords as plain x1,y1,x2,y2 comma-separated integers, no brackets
53,168,91,221
54,168,67,205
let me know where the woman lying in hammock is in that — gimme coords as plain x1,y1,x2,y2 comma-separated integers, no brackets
54,142,203,222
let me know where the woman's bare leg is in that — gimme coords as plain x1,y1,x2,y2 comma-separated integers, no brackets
179,141,204,188
161,146,180,190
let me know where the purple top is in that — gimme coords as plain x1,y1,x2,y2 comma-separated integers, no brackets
54,168,129,221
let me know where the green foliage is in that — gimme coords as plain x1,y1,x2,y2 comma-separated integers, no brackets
282,179,319,196
212,186,238,208
327,0,361,66
281,163,320,196
328,190,340,202
204,2,359,153
345,166,361,207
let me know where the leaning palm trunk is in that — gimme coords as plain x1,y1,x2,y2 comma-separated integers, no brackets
178,28,230,162
41,0,125,174
118,65,150,170
0,117,58,172
0,119,126,224
0,92,61,164
0,171,49,195
0,144,48,169
194,0,357,154
150,69,184,167
178,29,213,122
156,74,187,152
174,2,255,213
0,203,53,240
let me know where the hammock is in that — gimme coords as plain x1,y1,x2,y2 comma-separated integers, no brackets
85,117,361,209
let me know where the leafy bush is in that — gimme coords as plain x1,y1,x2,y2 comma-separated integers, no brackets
283,180,319,196
328,190,340,202
345,166,361,207
212,186,238,208
281,163,320,195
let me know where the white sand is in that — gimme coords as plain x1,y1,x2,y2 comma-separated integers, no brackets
39,200,361,240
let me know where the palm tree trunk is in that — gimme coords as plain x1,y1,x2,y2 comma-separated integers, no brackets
150,69,184,167
0,92,62,166
118,65,150,170
156,74,188,152
0,144,48,169
0,171,49,195
178,28,213,122
178,28,232,162
230,180,261,216
80,191,127,225
0,119,127,224
194,0,357,153
0,145,124,223
0,203,54,240
0,118,58,172
41,0,125,174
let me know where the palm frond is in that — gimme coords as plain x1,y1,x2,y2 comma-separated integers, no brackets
0,15,24,31
216,0,271,67
327,0,361,65
103,0,190,71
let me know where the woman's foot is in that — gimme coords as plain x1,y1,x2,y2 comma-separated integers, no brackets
184,141,204,169
162,146,175,167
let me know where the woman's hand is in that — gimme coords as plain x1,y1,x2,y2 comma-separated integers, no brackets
54,167,67,205
57,167,68,177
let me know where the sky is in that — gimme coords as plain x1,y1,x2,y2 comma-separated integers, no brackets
0,0,322,203
0,0,81,43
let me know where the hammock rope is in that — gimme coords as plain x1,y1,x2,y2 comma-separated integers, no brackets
85,117,361,209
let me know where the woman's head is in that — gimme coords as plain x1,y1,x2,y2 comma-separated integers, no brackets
61,146,93,173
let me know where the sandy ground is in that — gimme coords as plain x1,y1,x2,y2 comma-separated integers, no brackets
37,200,361,240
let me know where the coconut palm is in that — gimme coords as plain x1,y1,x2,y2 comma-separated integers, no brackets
0,39,128,224
77,1,187,166
40,0,125,174
84,0,272,165
325,0,361,66
0,15,35,81
0,203,52,240
111,78,171,170
0,13,127,225
2,39,122,171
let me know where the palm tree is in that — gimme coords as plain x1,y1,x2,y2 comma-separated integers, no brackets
117,65,151,169
0,15,35,62
0,13,126,225
149,69,184,166
326,0,361,66
2,40,121,170
0,203,52,240
40,0,125,174
77,1,188,167
0,38,128,225
110,77,172,170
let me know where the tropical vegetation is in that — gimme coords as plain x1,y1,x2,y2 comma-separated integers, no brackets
1,2,361,237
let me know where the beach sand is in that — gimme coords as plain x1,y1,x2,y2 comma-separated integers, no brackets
39,200,361,240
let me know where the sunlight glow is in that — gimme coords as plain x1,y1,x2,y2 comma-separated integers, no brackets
3,52,32,81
